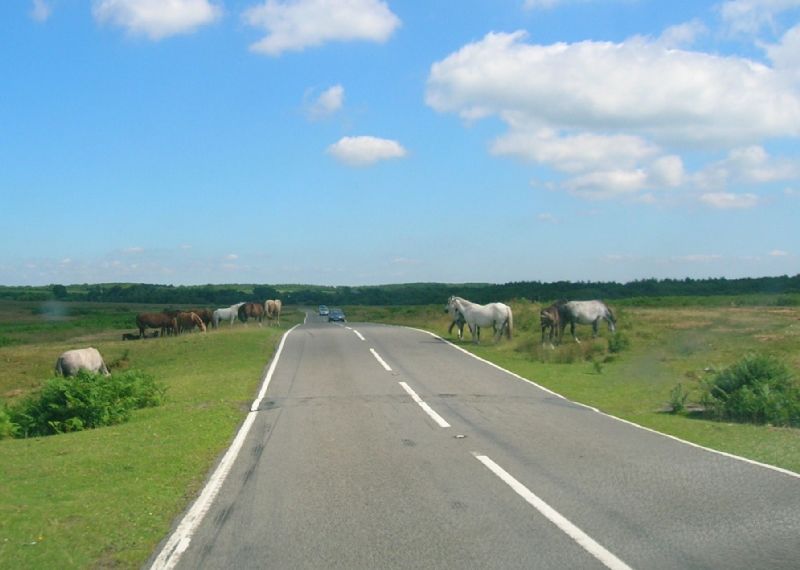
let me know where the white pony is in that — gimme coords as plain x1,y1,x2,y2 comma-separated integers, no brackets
445,296,513,344
444,301,469,340
557,300,616,343
264,299,282,326
212,302,246,328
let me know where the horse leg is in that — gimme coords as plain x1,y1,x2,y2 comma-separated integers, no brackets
571,321,580,343
592,319,599,338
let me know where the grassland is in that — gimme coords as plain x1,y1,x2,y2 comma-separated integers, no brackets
346,298,800,474
0,301,301,568
2,297,799,568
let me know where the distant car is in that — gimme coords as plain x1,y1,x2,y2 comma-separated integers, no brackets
328,308,346,322
318,305,329,316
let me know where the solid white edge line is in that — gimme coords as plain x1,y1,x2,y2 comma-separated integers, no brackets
150,325,299,570
408,327,800,481
474,454,632,570
399,381,451,428
370,348,393,371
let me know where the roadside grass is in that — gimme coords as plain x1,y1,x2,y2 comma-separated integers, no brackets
346,299,800,474
0,305,302,569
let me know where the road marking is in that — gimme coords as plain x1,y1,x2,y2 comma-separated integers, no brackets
150,325,299,570
399,381,451,428
370,348,392,371
410,327,800,481
474,454,633,570
352,329,366,341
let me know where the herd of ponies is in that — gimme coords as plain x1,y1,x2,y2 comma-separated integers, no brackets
131,299,283,340
52,296,616,377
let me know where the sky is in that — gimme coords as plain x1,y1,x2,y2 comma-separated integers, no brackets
1,0,799,287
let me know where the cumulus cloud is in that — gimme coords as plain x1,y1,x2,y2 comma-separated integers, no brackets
426,30,800,203
31,0,51,22
719,0,800,35
306,84,344,120
243,0,401,56
93,0,221,40
326,135,407,166
699,192,760,209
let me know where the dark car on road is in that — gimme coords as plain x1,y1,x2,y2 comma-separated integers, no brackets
328,308,346,322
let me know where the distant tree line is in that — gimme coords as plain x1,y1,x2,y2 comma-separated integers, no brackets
0,275,798,306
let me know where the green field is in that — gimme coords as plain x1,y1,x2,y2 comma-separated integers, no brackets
1,298,799,568
0,301,301,568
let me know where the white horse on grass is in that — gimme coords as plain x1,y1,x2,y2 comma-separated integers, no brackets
557,300,616,343
445,296,513,344
212,302,245,328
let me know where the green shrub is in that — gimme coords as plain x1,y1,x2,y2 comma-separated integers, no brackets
8,369,166,438
607,332,630,354
668,383,689,414
0,404,18,439
700,354,800,427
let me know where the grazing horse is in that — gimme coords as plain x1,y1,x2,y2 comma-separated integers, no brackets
557,300,616,343
238,302,266,326
540,302,562,347
55,347,110,377
212,302,245,328
445,296,512,344
136,312,176,338
264,299,282,326
188,308,213,329
175,311,207,334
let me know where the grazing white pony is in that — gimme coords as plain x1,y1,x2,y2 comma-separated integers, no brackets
55,347,110,377
445,296,513,344
557,300,616,343
444,301,469,340
212,302,245,328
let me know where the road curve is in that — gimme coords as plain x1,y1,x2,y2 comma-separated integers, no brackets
151,315,800,569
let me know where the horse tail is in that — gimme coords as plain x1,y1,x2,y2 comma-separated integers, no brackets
506,305,513,340
605,303,616,323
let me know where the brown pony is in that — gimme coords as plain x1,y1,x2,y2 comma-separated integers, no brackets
136,312,176,338
188,308,213,328
238,302,266,325
540,302,562,346
175,311,207,334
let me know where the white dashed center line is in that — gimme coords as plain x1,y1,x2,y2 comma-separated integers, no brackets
399,381,451,428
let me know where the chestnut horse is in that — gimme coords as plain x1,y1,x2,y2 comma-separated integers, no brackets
238,302,266,326
136,312,176,338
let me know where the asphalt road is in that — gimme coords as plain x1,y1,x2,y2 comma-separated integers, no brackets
152,314,800,569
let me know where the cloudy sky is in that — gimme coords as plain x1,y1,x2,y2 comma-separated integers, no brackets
2,0,798,286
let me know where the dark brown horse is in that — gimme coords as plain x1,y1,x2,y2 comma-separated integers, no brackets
238,302,266,326
540,302,562,346
136,312,176,338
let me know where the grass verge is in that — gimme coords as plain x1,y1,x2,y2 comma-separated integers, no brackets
0,313,298,568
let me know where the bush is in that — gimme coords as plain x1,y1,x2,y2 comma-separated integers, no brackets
607,332,630,354
0,405,18,439
700,354,800,427
8,369,166,438
668,383,689,414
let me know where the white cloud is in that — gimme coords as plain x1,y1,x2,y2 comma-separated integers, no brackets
699,192,760,209
426,31,800,146
243,0,401,56
769,249,790,256
765,23,800,82
93,0,221,40
693,145,799,190
306,84,344,120
225,253,239,260
537,212,559,223
426,30,800,203
672,254,723,262
656,20,708,48
31,0,51,22
123,246,145,254
719,0,800,35
326,136,407,166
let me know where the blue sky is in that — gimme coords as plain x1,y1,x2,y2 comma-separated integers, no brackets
1,0,798,286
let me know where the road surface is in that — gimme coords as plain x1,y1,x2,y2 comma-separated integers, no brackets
151,314,800,569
